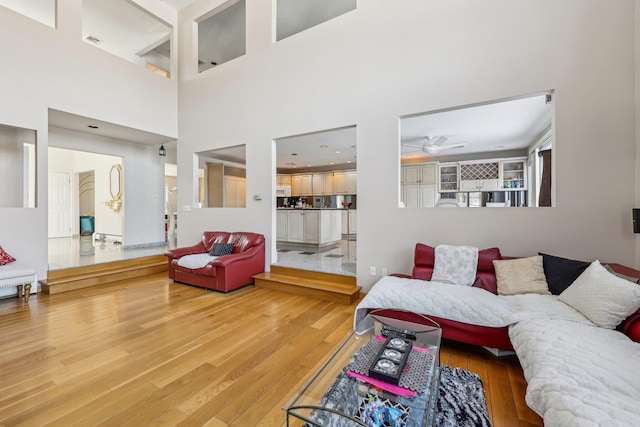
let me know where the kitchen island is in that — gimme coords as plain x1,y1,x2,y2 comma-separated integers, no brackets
276,208,342,247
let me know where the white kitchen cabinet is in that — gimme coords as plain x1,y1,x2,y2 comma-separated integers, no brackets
312,173,334,195
500,159,527,189
460,162,500,191
302,210,319,243
348,210,357,234
276,210,288,241
402,164,436,185
291,174,312,196
278,209,342,245
403,184,436,208
438,163,459,192
346,171,357,194
287,210,305,242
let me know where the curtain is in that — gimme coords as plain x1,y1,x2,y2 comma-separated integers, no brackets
538,149,552,207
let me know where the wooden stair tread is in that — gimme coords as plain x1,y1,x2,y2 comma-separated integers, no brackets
253,272,359,294
43,255,168,294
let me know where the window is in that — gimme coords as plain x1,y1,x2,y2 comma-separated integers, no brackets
197,0,246,73
0,0,56,28
0,124,36,208
276,0,356,41
82,0,172,78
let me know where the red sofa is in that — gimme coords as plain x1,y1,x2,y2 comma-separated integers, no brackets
164,231,265,292
375,243,640,350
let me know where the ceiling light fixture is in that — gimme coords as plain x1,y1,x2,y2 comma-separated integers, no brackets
335,150,341,154
320,145,328,148
159,145,167,156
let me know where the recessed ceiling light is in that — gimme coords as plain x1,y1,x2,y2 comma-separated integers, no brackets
320,145,328,148
330,162,334,165
87,125,99,129
291,153,298,156
306,164,311,167
347,160,352,163
335,150,341,154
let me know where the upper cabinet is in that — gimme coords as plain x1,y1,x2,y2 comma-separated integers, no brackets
438,163,459,192
402,163,436,185
334,170,357,195
312,173,334,195
460,161,500,191
500,159,527,189
291,174,312,196
277,174,292,186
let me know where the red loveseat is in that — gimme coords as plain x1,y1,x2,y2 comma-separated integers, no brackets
375,243,640,350
164,231,265,292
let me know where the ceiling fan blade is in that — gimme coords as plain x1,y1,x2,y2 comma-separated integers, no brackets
438,144,465,151
431,136,448,147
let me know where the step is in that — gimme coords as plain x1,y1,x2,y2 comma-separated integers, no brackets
253,267,360,305
42,255,168,294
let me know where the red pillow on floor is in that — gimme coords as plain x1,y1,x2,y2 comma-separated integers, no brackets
0,246,16,266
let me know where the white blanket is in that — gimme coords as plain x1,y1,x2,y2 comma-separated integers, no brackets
177,253,218,269
510,318,640,426
354,276,592,329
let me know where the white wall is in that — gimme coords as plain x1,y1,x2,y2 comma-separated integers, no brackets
0,0,177,280
176,0,637,291
49,128,166,247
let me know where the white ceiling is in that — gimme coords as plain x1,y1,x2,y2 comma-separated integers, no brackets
276,127,357,171
48,109,175,146
400,93,553,161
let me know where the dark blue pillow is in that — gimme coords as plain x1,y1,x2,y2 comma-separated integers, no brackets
539,252,590,295
210,243,234,256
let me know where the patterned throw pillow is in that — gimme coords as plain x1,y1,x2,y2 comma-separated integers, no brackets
559,260,640,329
493,256,550,296
210,243,235,256
0,246,16,266
431,245,479,286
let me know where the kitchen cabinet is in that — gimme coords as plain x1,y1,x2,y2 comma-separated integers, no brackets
279,209,342,245
402,184,436,208
402,164,436,185
287,210,305,242
438,163,459,192
334,170,357,194
341,210,357,235
460,162,500,191
224,175,246,207
312,173,334,195
276,210,288,241
277,174,291,186
291,174,312,196
500,159,527,189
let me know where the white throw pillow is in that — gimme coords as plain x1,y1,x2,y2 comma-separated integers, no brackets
431,245,478,286
558,260,640,329
493,256,550,296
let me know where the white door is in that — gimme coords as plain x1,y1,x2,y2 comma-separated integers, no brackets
49,172,72,238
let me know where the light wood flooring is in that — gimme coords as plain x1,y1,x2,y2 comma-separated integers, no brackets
0,273,542,426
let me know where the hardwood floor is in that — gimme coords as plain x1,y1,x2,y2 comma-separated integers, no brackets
0,273,542,426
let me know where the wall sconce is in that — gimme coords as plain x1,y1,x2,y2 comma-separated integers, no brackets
633,209,640,233
159,145,166,156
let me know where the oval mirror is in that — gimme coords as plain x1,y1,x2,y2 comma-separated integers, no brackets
110,164,122,200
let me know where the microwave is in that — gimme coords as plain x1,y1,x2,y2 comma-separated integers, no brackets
275,185,292,197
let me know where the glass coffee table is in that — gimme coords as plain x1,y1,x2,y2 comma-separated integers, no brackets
285,310,442,427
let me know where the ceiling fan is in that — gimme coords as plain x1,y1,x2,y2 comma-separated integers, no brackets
401,136,465,154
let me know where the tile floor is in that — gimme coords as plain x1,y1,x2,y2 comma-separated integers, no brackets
273,238,357,277
48,235,357,278
48,235,173,271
